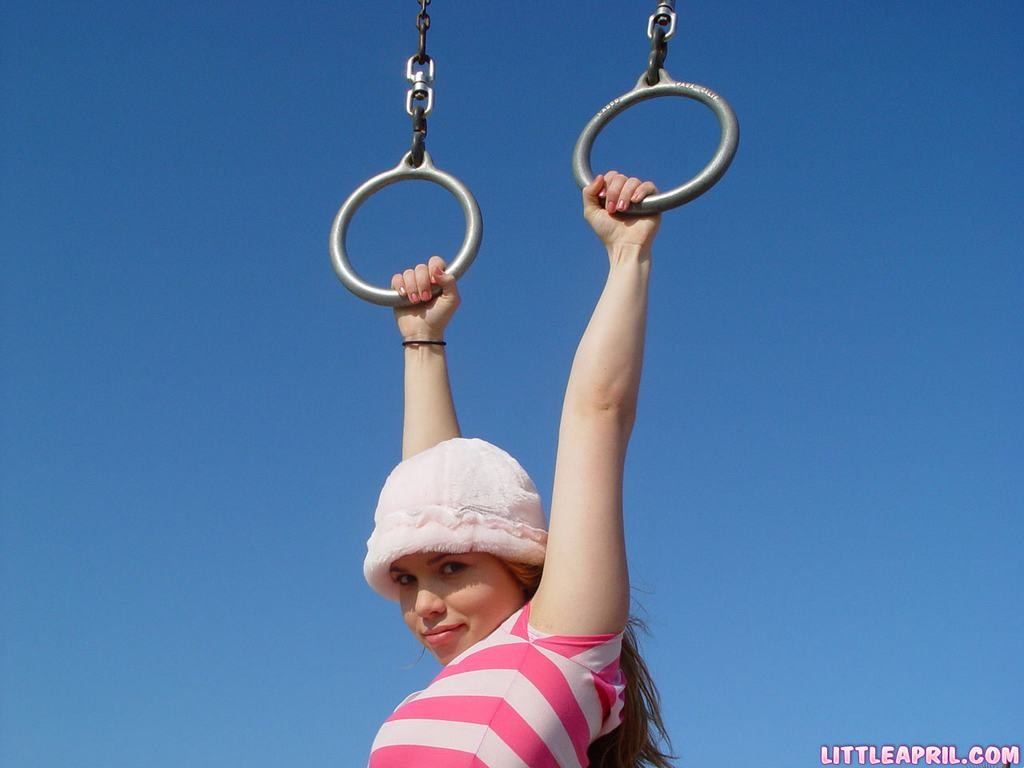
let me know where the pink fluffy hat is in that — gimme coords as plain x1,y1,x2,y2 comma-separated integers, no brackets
364,437,548,601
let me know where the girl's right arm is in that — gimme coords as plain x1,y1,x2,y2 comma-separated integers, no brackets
391,255,461,460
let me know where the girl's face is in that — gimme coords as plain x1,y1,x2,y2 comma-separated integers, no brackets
389,551,526,665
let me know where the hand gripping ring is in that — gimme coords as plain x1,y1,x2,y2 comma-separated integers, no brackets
329,151,483,306
572,69,739,214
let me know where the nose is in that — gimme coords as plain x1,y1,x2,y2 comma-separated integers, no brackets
414,585,446,619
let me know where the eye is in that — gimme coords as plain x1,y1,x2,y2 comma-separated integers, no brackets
392,573,415,586
440,561,466,576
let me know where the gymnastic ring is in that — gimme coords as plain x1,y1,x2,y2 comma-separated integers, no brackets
572,69,739,214
329,151,483,306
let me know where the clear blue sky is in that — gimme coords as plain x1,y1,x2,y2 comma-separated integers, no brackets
2,2,1021,766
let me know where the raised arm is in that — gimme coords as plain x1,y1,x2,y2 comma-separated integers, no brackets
530,172,660,636
391,256,462,459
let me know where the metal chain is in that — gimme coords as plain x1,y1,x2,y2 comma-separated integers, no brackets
645,1,678,85
415,0,431,65
406,0,434,166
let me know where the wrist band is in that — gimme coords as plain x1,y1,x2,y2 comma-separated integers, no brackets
402,339,446,347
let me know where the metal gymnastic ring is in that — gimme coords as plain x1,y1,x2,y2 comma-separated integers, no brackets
329,151,483,306
572,69,739,214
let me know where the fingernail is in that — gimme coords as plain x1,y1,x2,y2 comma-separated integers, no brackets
398,286,406,296
618,199,627,211
422,291,431,301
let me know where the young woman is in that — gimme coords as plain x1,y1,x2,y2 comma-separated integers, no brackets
364,172,674,767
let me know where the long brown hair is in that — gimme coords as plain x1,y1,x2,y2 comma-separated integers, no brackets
503,562,676,768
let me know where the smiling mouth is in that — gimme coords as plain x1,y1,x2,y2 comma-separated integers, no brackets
422,625,465,647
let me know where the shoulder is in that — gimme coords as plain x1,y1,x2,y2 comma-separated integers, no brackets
520,601,625,676
436,601,624,678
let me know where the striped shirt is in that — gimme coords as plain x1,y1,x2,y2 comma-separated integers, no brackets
368,601,626,767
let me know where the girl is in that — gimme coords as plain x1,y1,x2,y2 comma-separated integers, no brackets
364,172,674,767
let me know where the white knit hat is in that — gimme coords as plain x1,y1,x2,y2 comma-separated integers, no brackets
364,437,548,600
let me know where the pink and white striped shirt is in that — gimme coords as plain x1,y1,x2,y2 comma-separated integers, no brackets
368,601,626,767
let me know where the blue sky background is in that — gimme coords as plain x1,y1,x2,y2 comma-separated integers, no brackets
2,2,1021,766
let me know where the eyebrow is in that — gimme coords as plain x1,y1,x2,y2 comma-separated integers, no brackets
389,553,453,574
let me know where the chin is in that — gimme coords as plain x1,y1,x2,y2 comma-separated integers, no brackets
436,646,459,664
434,640,465,665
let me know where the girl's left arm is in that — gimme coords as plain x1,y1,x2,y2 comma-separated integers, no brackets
530,172,660,636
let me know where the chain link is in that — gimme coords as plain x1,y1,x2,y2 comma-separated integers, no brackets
409,105,427,167
645,1,678,85
646,25,667,85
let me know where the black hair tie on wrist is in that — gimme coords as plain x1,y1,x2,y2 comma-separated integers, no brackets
402,340,446,347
